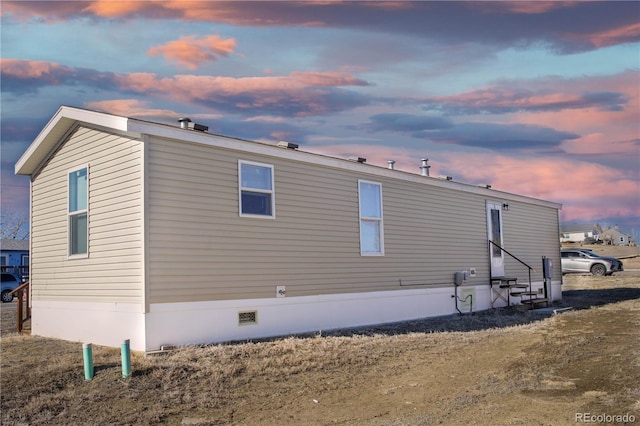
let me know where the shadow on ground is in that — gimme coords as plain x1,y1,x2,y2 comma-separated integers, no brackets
560,287,640,310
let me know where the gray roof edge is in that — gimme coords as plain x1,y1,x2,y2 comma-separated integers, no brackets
0,239,29,251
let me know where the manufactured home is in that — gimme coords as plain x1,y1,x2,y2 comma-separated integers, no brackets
16,106,563,352
560,224,602,244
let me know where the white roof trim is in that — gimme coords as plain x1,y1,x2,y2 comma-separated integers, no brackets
15,106,130,176
15,106,562,210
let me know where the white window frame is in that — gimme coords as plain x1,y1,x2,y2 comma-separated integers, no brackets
238,160,275,219
68,164,89,259
358,179,384,256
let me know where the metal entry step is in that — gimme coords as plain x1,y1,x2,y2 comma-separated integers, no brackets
521,298,549,306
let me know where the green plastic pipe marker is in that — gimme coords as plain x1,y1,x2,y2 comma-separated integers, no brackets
121,339,131,378
83,343,94,380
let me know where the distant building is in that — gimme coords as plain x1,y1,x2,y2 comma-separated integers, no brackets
600,226,634,246
560,224,602,243
0,239,29,280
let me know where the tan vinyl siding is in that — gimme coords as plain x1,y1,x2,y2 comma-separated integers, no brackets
30,127,144,302
147,137,546,304
502,202,561,281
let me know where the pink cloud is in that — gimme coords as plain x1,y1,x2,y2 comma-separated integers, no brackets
290,71,369,87
82,1,149,17
427,88,597,113
110,70,370,115
84,99,225,123
307,144,638,226
244,116,286,123
502,72,639,155
471,1,580,15
425,72,634,115
440,152,638,223
568,21,640,49
0,58,73,80
3,1,637,58
1,1,90,22
1,59,371,116
85,99,178,118
423,71,639,158
115,71,368,95
148,35,236,70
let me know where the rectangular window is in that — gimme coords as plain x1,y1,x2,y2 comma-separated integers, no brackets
239,160,275,218
68,166,88,257
358,180,384,255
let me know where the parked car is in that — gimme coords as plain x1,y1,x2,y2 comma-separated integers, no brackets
1,272,21,302
560,249,624,276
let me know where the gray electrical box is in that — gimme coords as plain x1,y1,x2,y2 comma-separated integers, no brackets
543,257,553,279
454,271,465,286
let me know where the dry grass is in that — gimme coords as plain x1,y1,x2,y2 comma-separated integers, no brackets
2,245,639,425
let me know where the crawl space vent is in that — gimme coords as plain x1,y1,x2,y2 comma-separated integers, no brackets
238,311,257,325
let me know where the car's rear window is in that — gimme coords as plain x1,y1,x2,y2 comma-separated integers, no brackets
1,273,17,282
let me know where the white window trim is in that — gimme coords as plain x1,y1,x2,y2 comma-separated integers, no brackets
238,160,276,219
358,179,384,256
68,164,89,259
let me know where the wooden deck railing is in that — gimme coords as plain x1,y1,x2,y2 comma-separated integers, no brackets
10,281,30,334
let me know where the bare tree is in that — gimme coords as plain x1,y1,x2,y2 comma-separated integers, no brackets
0,211,30,240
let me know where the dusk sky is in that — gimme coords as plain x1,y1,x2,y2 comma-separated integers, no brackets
1,1,639,238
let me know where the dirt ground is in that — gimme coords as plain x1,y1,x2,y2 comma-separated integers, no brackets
1,245,639,425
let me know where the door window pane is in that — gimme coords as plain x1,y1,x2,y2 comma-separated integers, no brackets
491,209,501,257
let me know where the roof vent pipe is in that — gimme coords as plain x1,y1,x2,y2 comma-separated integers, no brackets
387,160,396,170
178,117,192,129
348,156,367,163
420,158,431,176
277,141,299,150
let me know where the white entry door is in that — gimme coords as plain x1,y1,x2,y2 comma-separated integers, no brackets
486,201,505,277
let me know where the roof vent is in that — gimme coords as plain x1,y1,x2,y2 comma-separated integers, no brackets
178,117,209,132
277,141,299,150
190,122,209,132
419,158,431,176
178,117,191,129
348,156,367,163
387,160,396,170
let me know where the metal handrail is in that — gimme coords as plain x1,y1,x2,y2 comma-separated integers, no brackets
489,240,535,306
489,240,535,272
